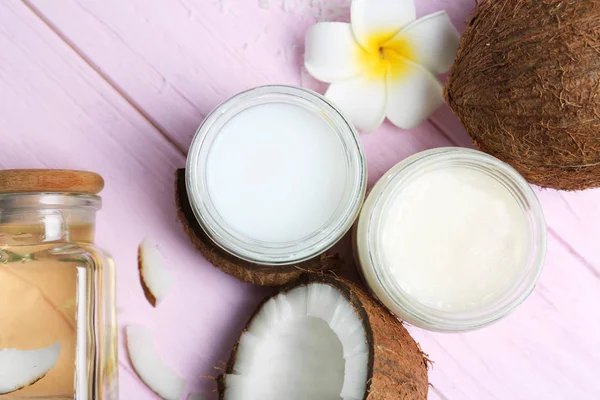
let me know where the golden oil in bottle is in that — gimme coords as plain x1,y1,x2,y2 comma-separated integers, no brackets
0,170,117,399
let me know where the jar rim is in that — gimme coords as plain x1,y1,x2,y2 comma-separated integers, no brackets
186,85,367,265
364,147,547,331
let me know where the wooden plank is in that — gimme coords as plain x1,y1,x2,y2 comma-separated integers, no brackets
0,2,265,399
537,188,600,274
24,0,472,152
410,233,600,400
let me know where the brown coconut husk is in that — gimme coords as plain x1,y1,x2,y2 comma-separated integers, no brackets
445,0,600,190
175,169,344,286
137,246,157,307
217,274,429,400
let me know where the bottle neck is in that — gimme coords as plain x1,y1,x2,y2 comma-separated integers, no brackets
0,193,100,245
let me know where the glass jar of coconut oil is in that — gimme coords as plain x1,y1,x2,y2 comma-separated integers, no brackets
186,85,366,265
355,148,547,332
0,170,117,399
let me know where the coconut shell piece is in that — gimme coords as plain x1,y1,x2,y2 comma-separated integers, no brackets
445,0,600,190
126,325,186,400
175,169,344,286
137,252,157,307
0,343,61,395
137,238,174,307
218,274,429,400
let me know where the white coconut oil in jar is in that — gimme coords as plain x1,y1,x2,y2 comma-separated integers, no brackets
186,85,366,265
355,148,547,332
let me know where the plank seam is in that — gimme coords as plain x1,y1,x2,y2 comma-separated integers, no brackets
548,227,600,279
430,384,452,400
21,0,187,157
427,116,460,147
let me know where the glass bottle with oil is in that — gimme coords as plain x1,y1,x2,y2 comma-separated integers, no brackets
0,170,117,399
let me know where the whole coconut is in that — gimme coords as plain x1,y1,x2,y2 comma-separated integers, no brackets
445,0,600,190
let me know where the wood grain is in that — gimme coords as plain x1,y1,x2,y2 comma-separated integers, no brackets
0,169,104,194
25,0,600,264
4,0,600,399
23,0,475,151
0,2,265,399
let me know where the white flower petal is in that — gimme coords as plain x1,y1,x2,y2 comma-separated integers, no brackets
326,75,387,133
305,22,368,83
386,11,460,75
351,0,416,49
386,57,444,129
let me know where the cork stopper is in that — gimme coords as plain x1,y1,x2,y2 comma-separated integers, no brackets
0,169,104,194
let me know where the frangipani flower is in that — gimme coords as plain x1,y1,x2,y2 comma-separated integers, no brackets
305,0,460,132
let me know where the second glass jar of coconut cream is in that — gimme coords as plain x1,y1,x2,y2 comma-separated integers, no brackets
355,148,547,332
186,85,366,265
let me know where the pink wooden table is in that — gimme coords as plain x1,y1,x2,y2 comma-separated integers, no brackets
1,0,599,399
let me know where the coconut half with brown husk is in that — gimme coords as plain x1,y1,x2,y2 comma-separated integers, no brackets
445,0,600,190
175,169,344,286
218,274,428,400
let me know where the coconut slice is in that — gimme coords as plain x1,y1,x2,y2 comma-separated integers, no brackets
138,238,174,307
0,342,60,394
218,275,429,400
175,168,344,286
126,325,185,400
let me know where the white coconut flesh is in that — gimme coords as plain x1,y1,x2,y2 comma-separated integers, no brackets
223,283,369,400
139,238,174,306
126,325,185,400
0,342,60,394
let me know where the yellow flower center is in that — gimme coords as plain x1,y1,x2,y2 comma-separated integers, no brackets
357,30,415,81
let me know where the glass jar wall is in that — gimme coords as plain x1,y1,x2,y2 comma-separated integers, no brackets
0,170,117,399
354,149,546,332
